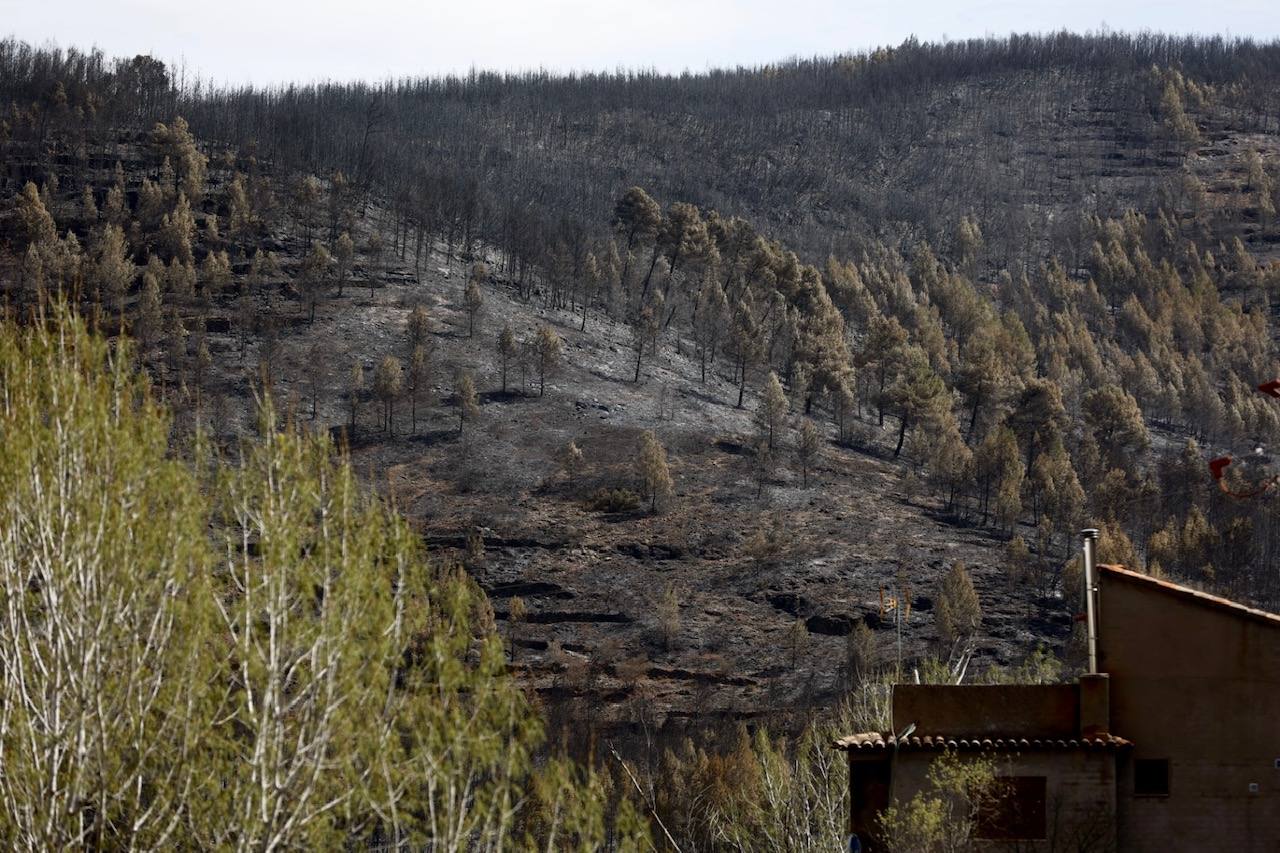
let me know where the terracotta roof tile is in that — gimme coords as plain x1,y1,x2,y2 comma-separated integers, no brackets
832,731,1132,752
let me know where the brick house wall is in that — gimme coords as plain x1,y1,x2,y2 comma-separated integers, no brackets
1098,566,1280,852
839,566,1280,852
890,749,1117,852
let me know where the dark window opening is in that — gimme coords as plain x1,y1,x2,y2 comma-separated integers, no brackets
1134,759,1170,797
976,776,1047,840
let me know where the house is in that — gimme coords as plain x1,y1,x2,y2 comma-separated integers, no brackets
835,531,1280,851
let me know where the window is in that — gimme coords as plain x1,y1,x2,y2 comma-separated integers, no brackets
976,776,1047,840
1134,759,1170,797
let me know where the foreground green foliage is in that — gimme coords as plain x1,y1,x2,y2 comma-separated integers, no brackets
878,752,996,853
655,722,849,852
0,309,647,850
650,677,897,852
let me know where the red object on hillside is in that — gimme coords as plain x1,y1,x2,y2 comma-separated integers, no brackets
1208,454,1279,499
1258,379,1280,398
1206,380,1280,497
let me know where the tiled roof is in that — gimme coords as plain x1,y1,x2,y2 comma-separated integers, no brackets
832,732,1132,752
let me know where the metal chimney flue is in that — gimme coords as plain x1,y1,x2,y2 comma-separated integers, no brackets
1081,528,1100,674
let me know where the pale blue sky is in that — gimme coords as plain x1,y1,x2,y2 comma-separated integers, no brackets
3,0,1278,86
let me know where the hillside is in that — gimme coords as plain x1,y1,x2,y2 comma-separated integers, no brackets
195,236,1070,729
4,33,1280,748
176,33,1280,267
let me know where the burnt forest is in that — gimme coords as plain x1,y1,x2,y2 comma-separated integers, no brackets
2,30,1280,849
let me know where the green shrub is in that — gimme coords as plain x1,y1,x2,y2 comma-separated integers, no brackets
0,306,648,850
586,486,642,513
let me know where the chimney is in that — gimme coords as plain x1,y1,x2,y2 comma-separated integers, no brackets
1081,528,1100,674
1079,673,1110,735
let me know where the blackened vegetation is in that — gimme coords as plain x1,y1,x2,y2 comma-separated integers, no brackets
5,31,1280,716
182,34,1280,261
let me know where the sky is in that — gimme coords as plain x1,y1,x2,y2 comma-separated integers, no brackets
3,0,1279,86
